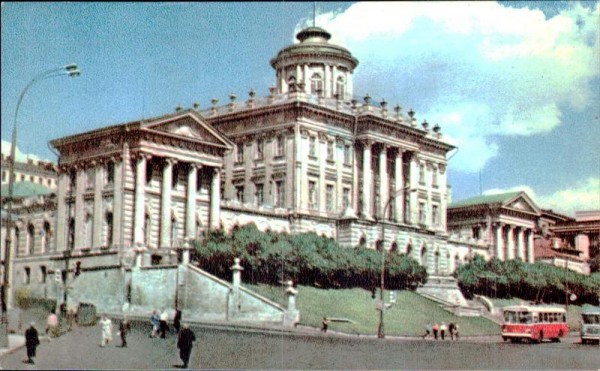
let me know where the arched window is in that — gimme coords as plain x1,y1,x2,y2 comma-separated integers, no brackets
336,76,345,99
287,75,296,90
27,224,35,255
420,246,427,266
42,221,51,253
359,236,366,247
105,212,113,247
390,242,398,253
310,73,323,95
375,240,383,251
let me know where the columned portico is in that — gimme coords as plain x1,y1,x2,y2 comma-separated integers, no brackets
160,159,175,248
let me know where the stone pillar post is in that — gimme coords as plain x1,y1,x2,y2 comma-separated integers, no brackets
527,230,535,263
379,145,389,220
362,141,373,220
160,159,174,248
506,225,515,260
74,165,85,249
133,154,148,245
394,149,404,223
230,258,244,318
92,161,103,247
210,167,221,230
186,164,199,239
495,224,504,260
56,170,68,251
283,280,300,327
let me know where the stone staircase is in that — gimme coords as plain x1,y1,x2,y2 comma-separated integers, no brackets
416,275,483,317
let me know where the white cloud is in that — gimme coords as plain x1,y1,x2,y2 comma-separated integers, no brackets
1,140,47,163
308,1,600,173
483,178,600,215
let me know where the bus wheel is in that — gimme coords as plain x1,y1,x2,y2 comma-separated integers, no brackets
502,336,507,342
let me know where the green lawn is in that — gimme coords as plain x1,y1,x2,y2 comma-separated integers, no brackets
246,284,500,336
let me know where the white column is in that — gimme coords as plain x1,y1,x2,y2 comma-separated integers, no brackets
506,226,515,260
210,167,221,230
55,170,68,251
517,228,526,261
74,165,85,249
186,164,199,239
133,154,148,245
409,154,419,224
394,149,404,223
92,161,103,247
296,65,301,85
495,224,504,260
527,229,535,263
362,141,373,220
160,159,174,248
379,145,389,220
352,144,359,214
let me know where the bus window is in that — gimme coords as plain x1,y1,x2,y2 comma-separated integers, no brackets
549,314,554,323
519,312,532,324
533,315,539,323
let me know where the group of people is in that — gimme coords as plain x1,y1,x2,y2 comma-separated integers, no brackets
149,308,182,338
422,321,460,340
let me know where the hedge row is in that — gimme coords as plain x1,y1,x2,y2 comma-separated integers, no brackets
192,223,427,290
456,255,600,305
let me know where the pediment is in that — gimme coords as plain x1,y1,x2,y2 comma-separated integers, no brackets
143,112,232,148
503,192,540,215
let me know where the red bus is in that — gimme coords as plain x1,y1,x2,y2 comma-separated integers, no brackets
502,305,568,343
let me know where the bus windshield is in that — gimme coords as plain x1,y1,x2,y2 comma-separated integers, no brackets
504,311,533,324
582,314,600,324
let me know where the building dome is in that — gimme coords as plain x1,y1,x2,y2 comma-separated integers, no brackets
270,26,358,100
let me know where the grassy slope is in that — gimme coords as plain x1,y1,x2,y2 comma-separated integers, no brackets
247,284,500,336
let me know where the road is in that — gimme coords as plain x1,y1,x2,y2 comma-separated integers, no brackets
1,321,599,370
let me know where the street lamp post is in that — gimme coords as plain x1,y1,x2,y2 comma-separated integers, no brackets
1,64,80,348
377,189,403,339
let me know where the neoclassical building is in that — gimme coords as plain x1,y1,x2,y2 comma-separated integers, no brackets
5,26,461,311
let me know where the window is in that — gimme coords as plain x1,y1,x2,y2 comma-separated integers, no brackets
27,223,35,255
336,76,345,99
276,136,285,157
344,145,351,165
256,139,264,160
30,175,34,182
432,204,440,226
326,184,334,211
105,212,113,247
47,179,52,186
85,168,95,190
419,164,425,185
309,136,316,158
196,170,203,192
106,161,115,185
274,180,285,208
310,73,323,95
472,226,481,240
40,266,47,283
172,164,180,189
254,183,264,205
24,267,31,285
69,171,76,192
309,181,317,209
343,188,350,210
327,141,334,161
432,167,439,187
419,202,427,224
20,174,25,181
236,143,244,163
42,221,51,253
235,185,244,202
15,227,20,256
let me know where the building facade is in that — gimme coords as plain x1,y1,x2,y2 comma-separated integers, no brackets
1,154,57,189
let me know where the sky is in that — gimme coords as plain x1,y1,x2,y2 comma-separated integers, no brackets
1,1,599,216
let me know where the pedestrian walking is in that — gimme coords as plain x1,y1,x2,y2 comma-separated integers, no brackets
24,322,40,364
173,308,182,334
454,323,460,340
119,316,131,347
448,322,456,340
177,324,196,368
159,308,169,338
100,314,113,347
422,322,432,339
321,317,329,332
66,302,78,330
440,322,448,340
432,323,439,340
45,310,59,341
149,310,160,338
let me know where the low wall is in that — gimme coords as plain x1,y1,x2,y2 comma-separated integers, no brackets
68,266,126,313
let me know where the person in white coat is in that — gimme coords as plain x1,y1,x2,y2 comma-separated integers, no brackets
100,314,113,347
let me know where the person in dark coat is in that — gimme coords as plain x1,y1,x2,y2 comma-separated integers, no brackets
173,308,182,334
119,316,131,347
24,322,40,364
177,324,196,368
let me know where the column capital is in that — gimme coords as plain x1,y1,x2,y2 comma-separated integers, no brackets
438,164,447,174
359,139,373,148
212,166,222,175
164,158,177,167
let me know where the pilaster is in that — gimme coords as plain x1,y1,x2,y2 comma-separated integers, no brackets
93,161,103,247
74,165,85,249
160,158,174,248
133,154,149,245
186,164,199,239
379,145,389,220
394,149,404,223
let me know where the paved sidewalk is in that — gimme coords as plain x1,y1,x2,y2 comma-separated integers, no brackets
0,334,25,357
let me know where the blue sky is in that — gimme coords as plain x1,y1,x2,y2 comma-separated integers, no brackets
2,2,599,215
